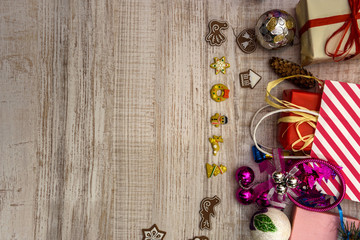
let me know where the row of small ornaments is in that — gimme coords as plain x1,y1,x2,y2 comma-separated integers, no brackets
141,9,308,240
205,9,297,91
208,55,261,157
204,10,296,240
192,11,284,239
207,57,229,181
206,10,296,50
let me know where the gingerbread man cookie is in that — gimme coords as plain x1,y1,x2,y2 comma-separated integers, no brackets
210,113,228,127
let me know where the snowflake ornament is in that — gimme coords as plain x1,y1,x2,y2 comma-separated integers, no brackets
210,56,230,74
142,224,166,240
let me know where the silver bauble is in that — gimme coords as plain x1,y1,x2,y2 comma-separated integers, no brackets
276,184,287,195
272,171,285,184
286,176,298,189
255,9,296,50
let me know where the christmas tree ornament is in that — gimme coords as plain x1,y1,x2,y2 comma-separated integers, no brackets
250,208,291,240
255,9,295,50
210,84,230,102
236,187,255,205
269,57,316,89
206,163,227,178
210,56,230,74
256,191,271,208
235,166,255,188
272,171,285,184
205,20,228,46
210,113,228,127
208,135,223,156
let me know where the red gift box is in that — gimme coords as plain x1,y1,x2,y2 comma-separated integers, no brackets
278,89,322,152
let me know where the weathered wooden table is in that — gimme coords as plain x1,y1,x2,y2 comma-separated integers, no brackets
1,0,360,239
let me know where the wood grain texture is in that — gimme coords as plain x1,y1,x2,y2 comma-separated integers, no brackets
1,0,360,239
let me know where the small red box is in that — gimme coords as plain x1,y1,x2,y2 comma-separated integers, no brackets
278,90,322,152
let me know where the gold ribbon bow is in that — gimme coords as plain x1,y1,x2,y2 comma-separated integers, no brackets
266,75,324,152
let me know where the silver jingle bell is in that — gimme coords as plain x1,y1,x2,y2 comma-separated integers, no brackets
272,171,285,184
276,184,287,195
286,176,298,189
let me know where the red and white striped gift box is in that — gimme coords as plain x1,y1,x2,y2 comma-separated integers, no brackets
310,80,360,202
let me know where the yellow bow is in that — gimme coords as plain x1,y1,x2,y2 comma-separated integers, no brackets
266,75,323,152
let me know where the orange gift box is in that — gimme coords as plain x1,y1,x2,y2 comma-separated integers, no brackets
278,89,322,152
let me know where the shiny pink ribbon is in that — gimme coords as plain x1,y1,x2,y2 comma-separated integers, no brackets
253,149,300,208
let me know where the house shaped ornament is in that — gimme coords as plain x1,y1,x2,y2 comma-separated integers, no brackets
240,69,262,89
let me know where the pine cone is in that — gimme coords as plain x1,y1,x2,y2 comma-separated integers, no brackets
269,57,316,89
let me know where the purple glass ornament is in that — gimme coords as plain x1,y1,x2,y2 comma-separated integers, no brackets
235,166,255,188
255,191,271,207
236,188,254,205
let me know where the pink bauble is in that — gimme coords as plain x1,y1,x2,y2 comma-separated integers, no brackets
256,191,271,207
235,166,255,188
236,188,255,205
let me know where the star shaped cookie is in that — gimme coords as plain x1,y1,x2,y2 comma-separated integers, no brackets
142,224,166,240
210,56,230,74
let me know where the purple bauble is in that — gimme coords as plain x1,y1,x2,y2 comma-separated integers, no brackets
235,166,255,188
256,191,271,207
236,188,255,205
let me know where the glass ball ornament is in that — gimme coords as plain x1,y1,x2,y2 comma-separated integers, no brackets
256,191,271,207
286,176,298,189
236,187,255,205
272,171,285,184
255,9,296,50
276,184,288,195
235,166,255,188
